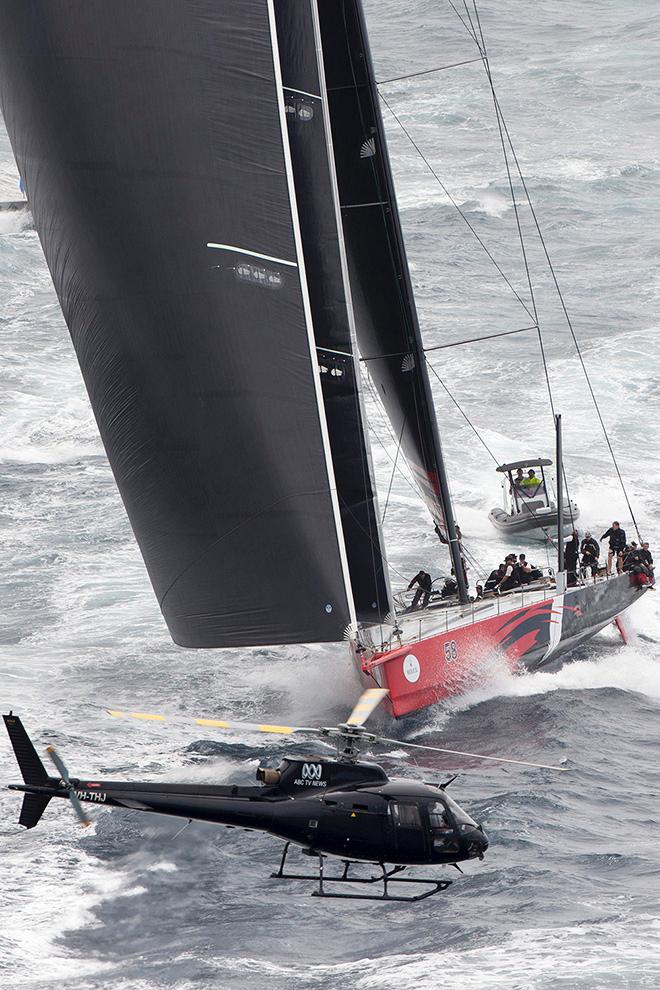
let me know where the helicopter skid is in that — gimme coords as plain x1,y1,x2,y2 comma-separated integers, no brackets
270,842,452,901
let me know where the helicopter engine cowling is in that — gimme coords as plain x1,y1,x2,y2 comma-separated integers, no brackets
268,756,387,797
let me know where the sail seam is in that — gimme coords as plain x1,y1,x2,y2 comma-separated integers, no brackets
267,0,357,630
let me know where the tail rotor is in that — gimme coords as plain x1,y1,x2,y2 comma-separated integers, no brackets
46,746,91,827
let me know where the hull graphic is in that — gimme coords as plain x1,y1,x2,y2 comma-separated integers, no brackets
360,575,647,717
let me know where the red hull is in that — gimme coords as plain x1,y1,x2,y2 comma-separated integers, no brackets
359,576,646,717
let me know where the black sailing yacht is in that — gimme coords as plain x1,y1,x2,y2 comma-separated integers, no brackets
0,0,649,716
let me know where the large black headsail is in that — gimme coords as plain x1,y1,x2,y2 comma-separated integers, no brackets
0,0,359,646
273,0,392,625
317,0,467,598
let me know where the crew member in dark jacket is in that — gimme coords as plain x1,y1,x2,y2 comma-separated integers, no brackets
600,521,627,575
622,544,642,572
640,542,654,573
496,554,519,593
564,530,579,586
408,570,432,609
580,532,600,578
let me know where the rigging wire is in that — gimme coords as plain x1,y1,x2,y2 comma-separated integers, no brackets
472,1,640,539
378,57,482,84
467,0,586,544
446,0,481,45
433,0,580,541
425,355,560,550
359,325,541,363
362,375,421,496
362,370,489,581
423,324,539,353
377,90,535,324
439,0,641,541
381,414,407,525
376,24,553,527
468,0,579,547
425,357,499,465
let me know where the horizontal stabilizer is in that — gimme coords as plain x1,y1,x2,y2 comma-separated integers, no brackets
19,792,52,829
3,714,49,784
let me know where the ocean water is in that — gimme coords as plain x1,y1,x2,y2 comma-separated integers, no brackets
1,2,659,988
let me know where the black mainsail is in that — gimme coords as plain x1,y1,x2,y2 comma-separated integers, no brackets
0,0,386,646
317,0,468,599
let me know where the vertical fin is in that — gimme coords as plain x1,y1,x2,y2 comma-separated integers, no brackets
3,714,49,784
19,793,52,829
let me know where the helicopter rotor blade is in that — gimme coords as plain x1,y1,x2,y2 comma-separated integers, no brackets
106,709,318,737
344,688,389,727
46,746,92,826
376,735,568,772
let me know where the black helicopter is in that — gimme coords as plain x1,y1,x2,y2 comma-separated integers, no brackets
3,689,565,902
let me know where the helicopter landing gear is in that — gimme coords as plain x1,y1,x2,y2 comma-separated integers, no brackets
270,842,452,902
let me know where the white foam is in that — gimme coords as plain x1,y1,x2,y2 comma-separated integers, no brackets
182,916,660,988
0,830,141,982
336,917,660,989
445,603,660,712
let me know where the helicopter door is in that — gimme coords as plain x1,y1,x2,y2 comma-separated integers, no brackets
389,802,428,861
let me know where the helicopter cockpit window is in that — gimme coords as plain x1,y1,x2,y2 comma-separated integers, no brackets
428,801,451,830
390,803,421,828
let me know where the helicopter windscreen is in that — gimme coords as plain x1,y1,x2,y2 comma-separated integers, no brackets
443,794,478,828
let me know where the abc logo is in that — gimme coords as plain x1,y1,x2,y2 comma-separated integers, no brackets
301,763,322,781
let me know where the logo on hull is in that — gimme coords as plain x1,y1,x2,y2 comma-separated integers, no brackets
402,654,421,683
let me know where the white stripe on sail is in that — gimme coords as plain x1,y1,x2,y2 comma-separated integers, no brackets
206,243,297,267
283,85,322,100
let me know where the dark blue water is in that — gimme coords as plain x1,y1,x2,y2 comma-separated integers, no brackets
1,2,659,987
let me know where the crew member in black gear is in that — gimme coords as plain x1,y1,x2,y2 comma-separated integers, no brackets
484,566,503,592
640,542,654,573
440,577,458,599
523,553,543,580
622,542,638,570
600,521,627,575
622,549,637,571
517,553,543,583
564,530,579,586
580,532,600,579
407,570,432,609
496,554,519,593
517,554,532,584
435,522,463,543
